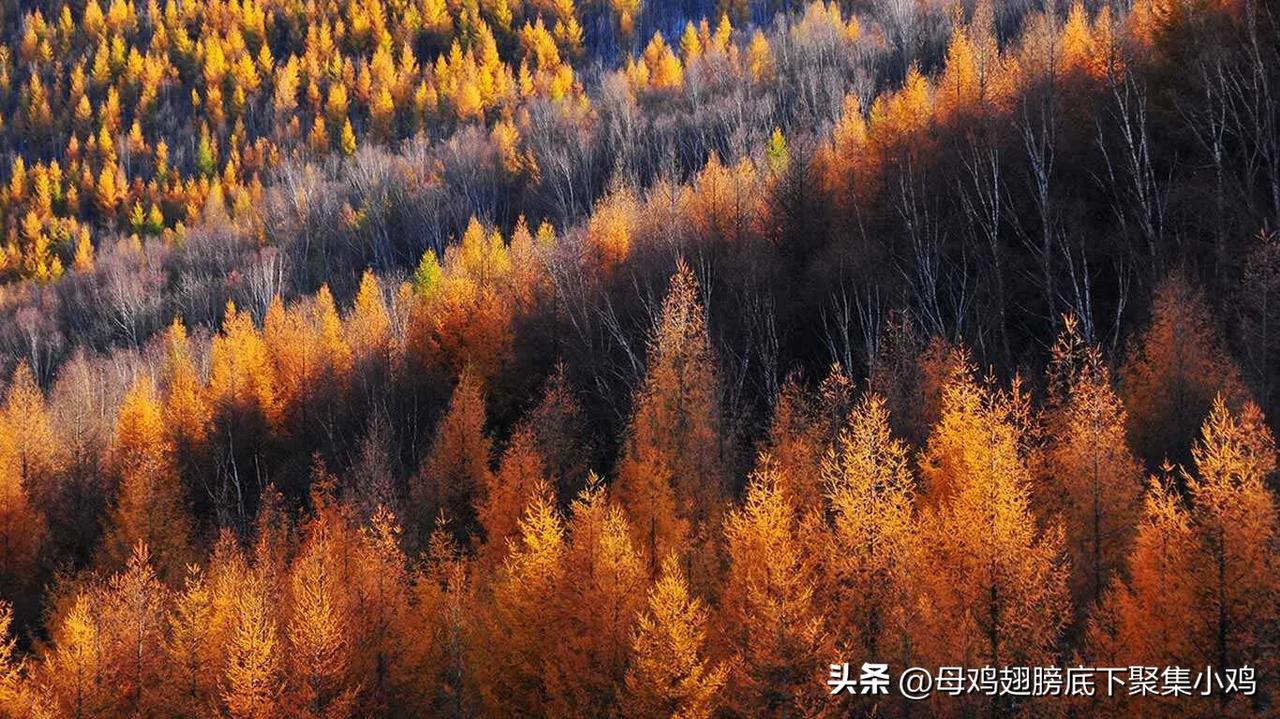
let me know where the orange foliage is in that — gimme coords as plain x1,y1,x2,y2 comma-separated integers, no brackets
1042,318,1143,614
616,261,722,570
412,369,494,540
916,363,1069,684
1121,273,1246,465
822,393,921,667
0,365,50,593
100,376,194,583
721,456,830,715
622,556,726,719
210,301,280,428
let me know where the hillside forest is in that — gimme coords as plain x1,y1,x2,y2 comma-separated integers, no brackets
0,0,1277,714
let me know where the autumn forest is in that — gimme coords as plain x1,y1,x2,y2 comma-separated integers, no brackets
0,0,1276,714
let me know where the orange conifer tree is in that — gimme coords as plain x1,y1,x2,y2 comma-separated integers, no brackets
1122,274,1246,466
1043,318,1144,616
721,456,829,716
544,480,647,717
917,361,1070,713
622,555,726,719
616,260,723,575
412,368,494,542
101,376,195,582
822,393,921,671
476,484,564,715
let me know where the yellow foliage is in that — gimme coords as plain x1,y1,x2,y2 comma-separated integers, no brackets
641,33,682,90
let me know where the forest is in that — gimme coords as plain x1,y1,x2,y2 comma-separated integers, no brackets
0,0,1276,714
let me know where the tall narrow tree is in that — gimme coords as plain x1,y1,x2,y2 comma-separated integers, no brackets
917,363,1070,715
100,376,194,583
616,260,723,576
721,456,830,716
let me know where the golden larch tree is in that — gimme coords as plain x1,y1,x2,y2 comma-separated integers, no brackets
616,260,723,575
0,387,48,599
476,425,545,571
545,480,647,717
412,368,494,541
100,375,195,583
525,365,591,501
0,600,44,716
916,362,1070,714
1122,273,1246,466
160,318,212,467
821,393,921,673
221,565,284,719
1184,400,1277,676
1084,474,1200,717
345,269,393,382
165,564,222,716
209,300,280,429
764,365,854,514
475,484,564,715
1043,318,1144,617
42,590,109,717
622,555,726,719
98,543,171,717
2,362,62,518
1090,400,1277,715
286,493,359,718
720,455,830,717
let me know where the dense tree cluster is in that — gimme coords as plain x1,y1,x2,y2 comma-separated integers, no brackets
0,261,1275,718
0,0,1276,714
0,0,876,285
